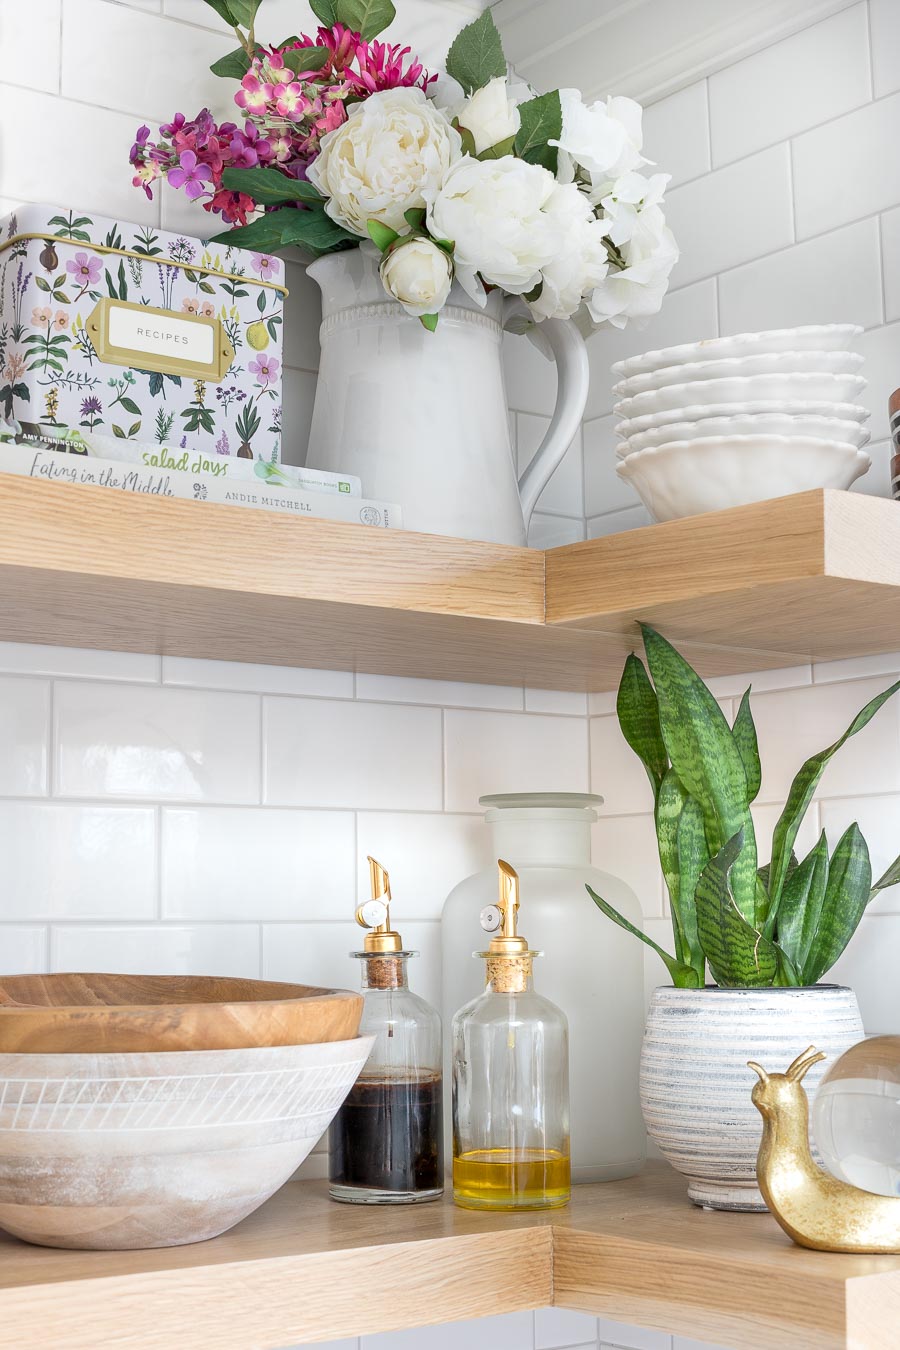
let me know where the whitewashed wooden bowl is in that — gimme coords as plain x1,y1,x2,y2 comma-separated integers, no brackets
612,324,863,378
612,350,863,398
614,372,867,419
0,1036,374,1250
617,413,871,456
616,436,870,522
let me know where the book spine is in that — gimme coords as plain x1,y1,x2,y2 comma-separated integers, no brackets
0,445,401,529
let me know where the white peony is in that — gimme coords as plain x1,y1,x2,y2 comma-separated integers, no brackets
600,171,669,248
449,76,521,155
307,88,462,237
587,225,678,329
527,182,609,321
551,91,647,200
427,155,563,303
380,237,454,317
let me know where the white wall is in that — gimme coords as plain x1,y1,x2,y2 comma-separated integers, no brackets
1,6,899,1350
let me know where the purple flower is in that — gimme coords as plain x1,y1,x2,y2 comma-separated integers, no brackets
247,354,280,386
129,124,151,164
167,149,212,201
80,396,102,417
228,134,259,170
66,252,102,286
251,253,280,281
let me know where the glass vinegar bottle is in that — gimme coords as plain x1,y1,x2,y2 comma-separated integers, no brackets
329,857,443,1204
451,860,571,1211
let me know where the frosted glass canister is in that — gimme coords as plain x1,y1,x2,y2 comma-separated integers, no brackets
441,793,645,1183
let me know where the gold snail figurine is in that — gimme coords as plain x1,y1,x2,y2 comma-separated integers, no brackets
749,1045,900,1254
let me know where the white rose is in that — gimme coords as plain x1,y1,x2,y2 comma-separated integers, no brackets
551,91,647,199
427,155,562,303
450,76,521,155
587,225,678,328
307,88,462,237
528,182,609,321
600,171,669,248
380,237,454,317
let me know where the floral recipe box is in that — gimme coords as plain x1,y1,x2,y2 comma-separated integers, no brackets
0,204,287,461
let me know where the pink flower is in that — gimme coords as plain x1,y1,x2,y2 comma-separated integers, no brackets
66,252,102,287
251,253,281,282
54,310,68,332
200,301,215,318
275,81,309,118
167,149,212,201
30,306,52,327
235,73,274,113
182,297,200,314
248,354,280,386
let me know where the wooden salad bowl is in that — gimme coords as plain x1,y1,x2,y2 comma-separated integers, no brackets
0,973,363,1053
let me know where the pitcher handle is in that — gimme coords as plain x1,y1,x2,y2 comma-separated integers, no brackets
503,298,590,527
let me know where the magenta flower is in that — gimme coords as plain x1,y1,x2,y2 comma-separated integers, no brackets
251,253,281,281
228,134,259,169
235,73,274,113
275,81,309,118
248,354,280,386
66,252,102,287
167,149,212,200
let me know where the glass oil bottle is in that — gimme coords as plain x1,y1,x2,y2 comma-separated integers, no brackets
328,857,443,1204
451,859,571,1211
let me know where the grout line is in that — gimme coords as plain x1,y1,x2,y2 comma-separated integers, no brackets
865,0,876,99
875,211,888,326
155,804,163,920
786,136,797,245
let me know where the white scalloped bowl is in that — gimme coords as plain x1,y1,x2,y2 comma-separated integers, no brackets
617,413,871,457
616,399,871,436
611,324,862,378
616,437,870,522
614,373,867,419
612,350,863,398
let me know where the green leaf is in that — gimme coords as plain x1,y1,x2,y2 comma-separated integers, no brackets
201,0,237,25
675,792,708,979
117,259,128,300
128,420,142,438
283,46,330,73
403,208,426,231
766,678,900,929
221,167,323,205
477,135,517,160
642,625,759,926
514,91,563,173
732,689,761,803
198,280,216,294
455,122,477,157
774,833,829,978
419,313,439,332
118,397,141,416
256,289,267,314
225,0,262,27
446,9,506,95
367,220,400,252
210,47,252,80
310,0,338,23
210,211,293,253
111,424,126,439
804,824,872,984
586,884,701,988
35,277,50,292
655,768,687,952
616,652,668,797
279,210,356,251
695,831,778,987
870,850,900,897
335,0,396,40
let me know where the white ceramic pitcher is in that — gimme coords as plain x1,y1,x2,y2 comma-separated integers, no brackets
304,248,590,544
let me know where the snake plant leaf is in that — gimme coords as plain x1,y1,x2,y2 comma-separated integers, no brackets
773,832,829,978
675,791,707,980
766,679,900,930
617,653,669,797
732,689,761,803
654,768,685,950
585,885,702,987
694,831,778,987
870,849,900,896
803,824,872,984
641,625,759,926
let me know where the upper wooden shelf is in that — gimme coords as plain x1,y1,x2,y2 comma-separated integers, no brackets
1,479,899,690
2,1166,897,1350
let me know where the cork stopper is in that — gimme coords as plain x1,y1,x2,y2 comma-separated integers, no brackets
486,954,533,993
364,955,405,990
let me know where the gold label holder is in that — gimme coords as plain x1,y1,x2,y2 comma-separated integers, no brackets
86,298,235,382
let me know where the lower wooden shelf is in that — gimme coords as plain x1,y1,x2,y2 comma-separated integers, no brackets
1,1164,898,1350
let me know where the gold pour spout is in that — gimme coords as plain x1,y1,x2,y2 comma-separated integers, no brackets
356,857,403,954
487,860,529,958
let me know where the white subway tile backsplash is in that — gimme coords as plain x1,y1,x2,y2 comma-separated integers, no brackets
535,1308,598,1348
503,330,559,418
596,1317,670,1350
263,921,441,1004
718,217,884,335
0,1,61,93
444,709,589,813
592,815,665,918
708,4,871,166
643,81,709,188
672,1339,732,1350
584,416,642,518
265,697,442,810
793,92,900,240
517,415,584,518
0,643,159,683
813,651,900,683
0,803,155,921
587,507,653,537
882,206,900,323
528,514,585,548
853,438,891,498
162,807,355,921
830,914,900,1032
0,677,49,796
663,145,793,288
281,366,319,467
870,0,900,98
820,795,900,913
52,923,261,977
355,675,522,711
54,682,260,802
856,320,900,439
704,666,812,697
162,656,353,699
355,812,488,919
590,717,656,816
751,800,821,873
0,927,47,974
525,689,589,716
362,1312,536,1350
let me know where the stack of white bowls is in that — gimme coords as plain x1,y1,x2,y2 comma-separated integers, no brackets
613,325,871,522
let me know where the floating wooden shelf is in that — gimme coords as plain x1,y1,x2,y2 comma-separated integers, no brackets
1,479,899,690
1,1166,898,1350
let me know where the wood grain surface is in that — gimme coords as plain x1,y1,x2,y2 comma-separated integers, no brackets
0,1165,897,1349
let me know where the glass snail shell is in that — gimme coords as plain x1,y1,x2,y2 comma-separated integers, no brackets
812,1035,900,1197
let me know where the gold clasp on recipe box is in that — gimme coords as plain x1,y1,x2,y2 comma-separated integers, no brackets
86,298,235,382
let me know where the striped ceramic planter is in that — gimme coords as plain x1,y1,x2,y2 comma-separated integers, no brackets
640,985,864,1211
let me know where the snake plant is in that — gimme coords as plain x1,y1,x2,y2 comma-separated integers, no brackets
587,625,900,988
